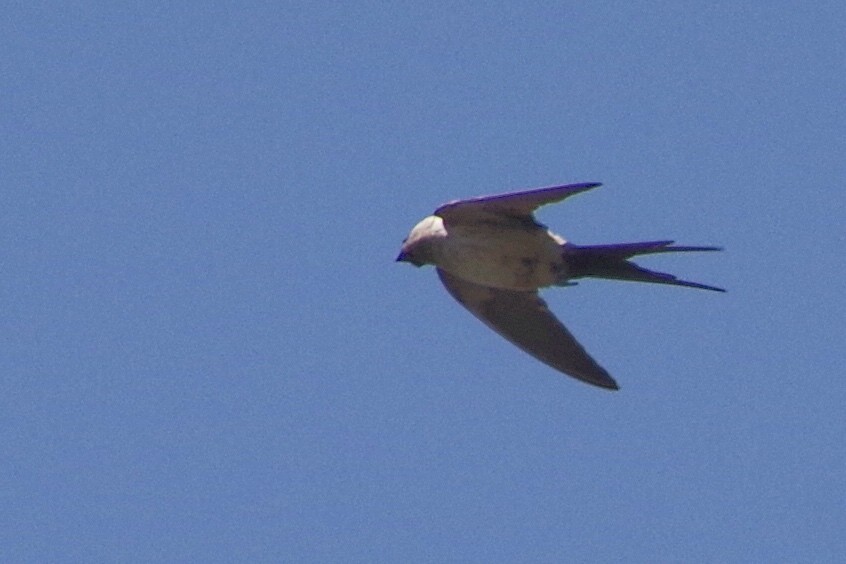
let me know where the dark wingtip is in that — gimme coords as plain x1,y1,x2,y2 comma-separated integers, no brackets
580,372,619,390
602,380,620,391
575,182,602,190
674,279,727,293
667,245,724,253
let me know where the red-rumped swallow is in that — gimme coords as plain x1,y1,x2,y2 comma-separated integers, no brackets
397,182,723,390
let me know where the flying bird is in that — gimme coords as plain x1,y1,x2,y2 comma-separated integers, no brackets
396,182,724,390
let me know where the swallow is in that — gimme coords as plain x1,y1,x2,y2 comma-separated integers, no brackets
396,182,724,390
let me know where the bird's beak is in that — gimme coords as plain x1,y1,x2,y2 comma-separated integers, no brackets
396,250,423,266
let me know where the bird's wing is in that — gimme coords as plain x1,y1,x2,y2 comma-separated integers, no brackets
437,268,618,390
435,182,600,224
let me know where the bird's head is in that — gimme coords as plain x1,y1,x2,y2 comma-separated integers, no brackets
396,215,446,267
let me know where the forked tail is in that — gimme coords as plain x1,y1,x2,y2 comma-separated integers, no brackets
563,240,725,292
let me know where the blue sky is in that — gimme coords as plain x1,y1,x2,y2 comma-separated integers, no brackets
3,3,844,562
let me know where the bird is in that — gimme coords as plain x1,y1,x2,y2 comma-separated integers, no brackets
396,182,724,390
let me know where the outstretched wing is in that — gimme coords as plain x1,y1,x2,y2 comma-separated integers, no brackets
437,268,618,390
435,182,600,225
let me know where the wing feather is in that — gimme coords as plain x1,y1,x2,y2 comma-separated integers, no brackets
435,182,600,224
437,268,618,390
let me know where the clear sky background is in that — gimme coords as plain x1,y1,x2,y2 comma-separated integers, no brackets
3,3,844,562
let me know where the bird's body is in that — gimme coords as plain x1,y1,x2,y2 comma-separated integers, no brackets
408,214,567,290
397,182,723,390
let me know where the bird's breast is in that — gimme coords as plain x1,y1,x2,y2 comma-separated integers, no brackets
437,224,566,290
